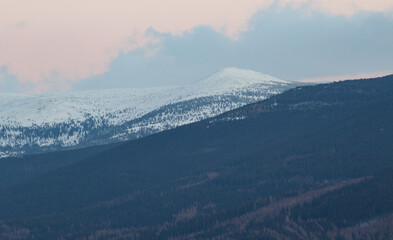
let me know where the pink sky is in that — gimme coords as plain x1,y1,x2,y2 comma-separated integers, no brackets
1,0,393,92
300,70,393,83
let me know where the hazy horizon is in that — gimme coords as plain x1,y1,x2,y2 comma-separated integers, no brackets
1,0,393,93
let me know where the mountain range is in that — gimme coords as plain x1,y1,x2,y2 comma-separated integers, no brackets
0,74,392,239
0,67,301,157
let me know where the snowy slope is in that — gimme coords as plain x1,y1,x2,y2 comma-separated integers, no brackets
0,68,301,157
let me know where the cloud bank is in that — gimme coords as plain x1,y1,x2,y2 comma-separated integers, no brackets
1,0,393,92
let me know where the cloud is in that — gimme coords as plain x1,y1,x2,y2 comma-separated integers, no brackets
73,10,393,90
1,0,393,92
0,0,274,92
279,0,393,16
309,0,393,16
0,67,20,93
299,70,393,83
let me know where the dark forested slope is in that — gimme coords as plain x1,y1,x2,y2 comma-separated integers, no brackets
0,75,392,239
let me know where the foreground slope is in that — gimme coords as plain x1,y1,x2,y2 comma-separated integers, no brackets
0,75,393,239
0,68,299,157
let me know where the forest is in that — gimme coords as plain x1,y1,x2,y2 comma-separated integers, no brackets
0,75,393,239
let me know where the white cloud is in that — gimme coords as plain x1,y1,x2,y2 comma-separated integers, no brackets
0,0,274,92
0,0,392,92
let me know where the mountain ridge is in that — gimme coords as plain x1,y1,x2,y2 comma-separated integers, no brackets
0,74,392,239
0,67,301,157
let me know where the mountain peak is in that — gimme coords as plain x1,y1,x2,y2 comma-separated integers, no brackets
193,67,291,93
215,67,263,76
0,67,300,157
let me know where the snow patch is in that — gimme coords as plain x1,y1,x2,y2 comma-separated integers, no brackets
0,67,300,157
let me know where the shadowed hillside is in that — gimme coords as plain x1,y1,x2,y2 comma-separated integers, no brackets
0,75,392,239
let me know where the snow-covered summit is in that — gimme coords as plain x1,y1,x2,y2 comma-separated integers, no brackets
0,68,289,128
193,68,290,95
0,68,301,157
205,67,289,84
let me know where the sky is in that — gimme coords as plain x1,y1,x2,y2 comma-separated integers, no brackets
1,0,393,93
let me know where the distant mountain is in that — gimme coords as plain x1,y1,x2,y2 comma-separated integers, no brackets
0,67,300,157
0,75,392,239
